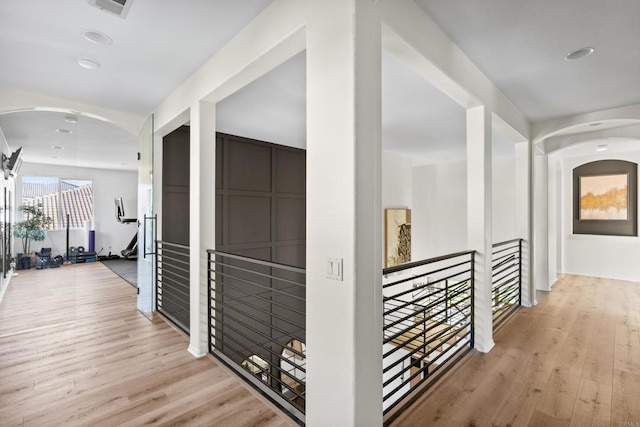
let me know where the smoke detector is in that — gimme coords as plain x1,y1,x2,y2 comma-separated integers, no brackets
87,0,133,19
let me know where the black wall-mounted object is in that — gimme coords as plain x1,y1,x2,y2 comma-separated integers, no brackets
2,146,23,179
573,159,638,236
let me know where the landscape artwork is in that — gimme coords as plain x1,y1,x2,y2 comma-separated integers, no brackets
385,208,411,268
580,174,628,220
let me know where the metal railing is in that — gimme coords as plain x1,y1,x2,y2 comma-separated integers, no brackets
156,241,190,333
491,239,522,329
207,250,306,424
382,250,475,422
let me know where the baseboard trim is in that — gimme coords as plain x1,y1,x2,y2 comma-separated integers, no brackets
188,344,207,358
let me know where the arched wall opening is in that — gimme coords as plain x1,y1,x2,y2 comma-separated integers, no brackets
534,107,640,284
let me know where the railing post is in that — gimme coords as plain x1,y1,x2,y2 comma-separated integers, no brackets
470,252,475,349
207,251,212,353
445,284,449,323
518,239,523,306
155,240,159,312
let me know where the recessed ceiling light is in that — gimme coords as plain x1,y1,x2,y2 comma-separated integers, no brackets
82,29,113,46
51,146,65,150
56,129,72,134
595,144,608,152
565,47,595,60
77,57,101,69
65,116,77,124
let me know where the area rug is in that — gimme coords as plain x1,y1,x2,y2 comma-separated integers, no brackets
100,258,137,287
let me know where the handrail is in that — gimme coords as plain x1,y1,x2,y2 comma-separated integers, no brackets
207,249,305,274
383,249,475,275
492,238,523,248
157,240,190,250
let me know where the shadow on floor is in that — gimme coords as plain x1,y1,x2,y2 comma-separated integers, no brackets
100,258,137,287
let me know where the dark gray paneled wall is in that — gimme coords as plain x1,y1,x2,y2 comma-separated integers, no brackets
160,126,190,332
215,133,306,268
214,132,306,390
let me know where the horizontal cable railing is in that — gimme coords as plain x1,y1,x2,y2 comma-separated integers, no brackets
156,241,190,333
382,250,475,423
492,238,522,329
207,250,306,424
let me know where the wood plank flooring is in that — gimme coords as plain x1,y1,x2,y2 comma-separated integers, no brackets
391,274,640,427
0,263,296,427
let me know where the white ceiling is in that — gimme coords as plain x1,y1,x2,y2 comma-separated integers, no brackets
415,0,640,122
0,0,273,116
0,110,137,171
0,0,638,171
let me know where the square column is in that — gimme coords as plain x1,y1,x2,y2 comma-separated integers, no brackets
515,141,534,306
467,105,495,353
533,151,550,291
188,100,216,357
306,0,383,425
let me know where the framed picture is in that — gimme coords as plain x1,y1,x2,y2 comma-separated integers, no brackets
579,174,628,220
573,160,637,236
385,208,411,268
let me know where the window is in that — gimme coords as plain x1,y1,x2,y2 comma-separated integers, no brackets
22,176,93,229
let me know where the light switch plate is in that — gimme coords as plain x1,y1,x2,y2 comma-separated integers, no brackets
326,257,343,281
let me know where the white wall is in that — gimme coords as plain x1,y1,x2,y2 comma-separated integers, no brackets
382,151,413,264
492,155,516,243
412,161,467,259
411,156,516,261
16,162,137,258
559,150,640,282
382,152,413,210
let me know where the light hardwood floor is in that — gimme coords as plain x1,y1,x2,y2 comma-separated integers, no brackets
0,263,296,427
391,274,640,427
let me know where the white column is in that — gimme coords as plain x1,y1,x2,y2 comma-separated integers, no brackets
306,0,383,425
467,105,494,353
533,151,550,291
188,100,216,357
547,155,559,287
514,141,534,306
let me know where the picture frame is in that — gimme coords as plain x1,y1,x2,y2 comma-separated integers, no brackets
385,208,411,268
573,160,637,236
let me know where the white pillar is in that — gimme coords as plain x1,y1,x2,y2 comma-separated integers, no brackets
547,154,562,288
188,100,216,357
533,151,550,291
514,141,534,306
467,105,494,353
306,0,383,425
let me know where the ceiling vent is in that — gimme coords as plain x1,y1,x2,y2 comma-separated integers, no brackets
87,0,133,19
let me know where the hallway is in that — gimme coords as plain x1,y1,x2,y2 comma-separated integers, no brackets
0,263,294,426
392,274,640,426
1,263,639,426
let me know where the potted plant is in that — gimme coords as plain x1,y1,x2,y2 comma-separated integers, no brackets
14,203,53,268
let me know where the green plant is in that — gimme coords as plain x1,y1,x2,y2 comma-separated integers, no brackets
13,203,53,254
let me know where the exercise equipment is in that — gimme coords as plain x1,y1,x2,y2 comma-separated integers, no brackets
115,197,138,260
121,234,138,259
